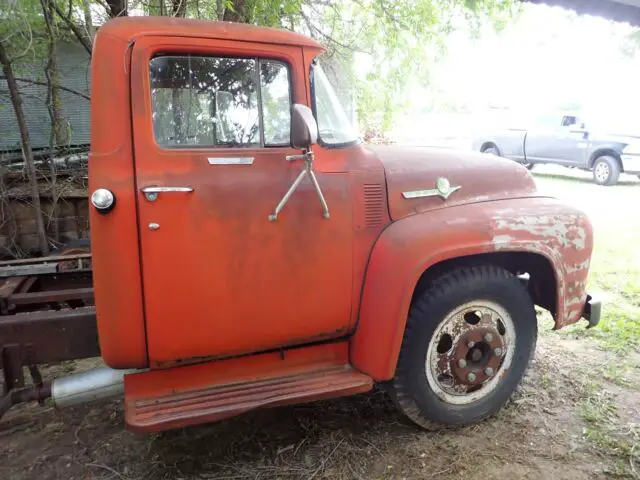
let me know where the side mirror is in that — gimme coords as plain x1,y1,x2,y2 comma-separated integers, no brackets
290,104,318,149
570,128,589,139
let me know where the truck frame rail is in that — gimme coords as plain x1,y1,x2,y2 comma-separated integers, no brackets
0,253,98,419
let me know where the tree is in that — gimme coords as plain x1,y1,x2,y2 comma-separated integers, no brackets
0,2,50,254
54,0,515,133
0,0,90,254
0,0,514,257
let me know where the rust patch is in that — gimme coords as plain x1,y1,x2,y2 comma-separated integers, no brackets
489,203,594,329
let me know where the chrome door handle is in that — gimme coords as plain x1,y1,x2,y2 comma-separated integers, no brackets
141,186,194,193
141,186,194,201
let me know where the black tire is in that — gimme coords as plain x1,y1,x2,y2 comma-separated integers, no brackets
482,146,500,156
391,265,537,429
592,156,620,186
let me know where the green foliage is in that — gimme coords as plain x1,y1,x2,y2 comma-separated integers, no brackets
2,0,517,136
297,0,518,133
126,0,517,133
0,0,79,72
0,0,45,65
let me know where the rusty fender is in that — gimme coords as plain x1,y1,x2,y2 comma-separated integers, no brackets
350,197,593,381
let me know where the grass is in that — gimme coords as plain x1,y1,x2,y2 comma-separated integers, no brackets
600,362,635,389
535,168,640,475
578,382,640,478
534,169,640,355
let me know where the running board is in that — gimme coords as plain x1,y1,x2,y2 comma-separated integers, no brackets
124,344,373,432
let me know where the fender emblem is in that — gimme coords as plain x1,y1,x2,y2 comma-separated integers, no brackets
402,177,461,200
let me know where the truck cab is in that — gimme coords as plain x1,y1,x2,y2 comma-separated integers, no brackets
0,17,599,433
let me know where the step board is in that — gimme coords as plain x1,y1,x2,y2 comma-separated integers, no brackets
124,346,372,432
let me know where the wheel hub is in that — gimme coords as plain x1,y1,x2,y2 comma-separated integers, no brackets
595,162,609,182
427,301,515,405
449,327,505,386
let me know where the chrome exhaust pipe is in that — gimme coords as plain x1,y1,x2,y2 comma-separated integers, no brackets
51,367,141,408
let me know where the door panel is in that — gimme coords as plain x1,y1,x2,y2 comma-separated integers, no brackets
495,129,527,161
131,37,353,367
525,127,589,165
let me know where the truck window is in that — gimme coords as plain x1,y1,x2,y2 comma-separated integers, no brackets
311,62,358,147
260,61,291,146
149,56,291,148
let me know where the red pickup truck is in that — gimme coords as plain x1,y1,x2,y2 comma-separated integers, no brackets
0,16,600,433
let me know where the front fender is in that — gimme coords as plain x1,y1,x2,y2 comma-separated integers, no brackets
588,143,626,167
350,197,593,381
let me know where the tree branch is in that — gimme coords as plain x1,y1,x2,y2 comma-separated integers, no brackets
300,11,367,53
0,76,90,100
50,2,93,55
171,0,187,17
105,0,128,18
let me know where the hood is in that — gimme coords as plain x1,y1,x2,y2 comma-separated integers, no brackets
368,145,538,221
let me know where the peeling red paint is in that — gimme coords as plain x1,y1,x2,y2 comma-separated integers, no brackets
352,196,594,381
489,203,593,328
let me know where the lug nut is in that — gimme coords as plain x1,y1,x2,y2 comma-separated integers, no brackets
485,367,494,376
467,372,476,382
484,333,494,343
458,359,467,368
494,347,503,356
467,341,476,348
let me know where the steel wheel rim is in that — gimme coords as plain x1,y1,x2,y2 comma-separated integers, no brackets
425,300,516,405
595,162,609,182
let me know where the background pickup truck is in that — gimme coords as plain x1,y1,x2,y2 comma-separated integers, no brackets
473,114,640,185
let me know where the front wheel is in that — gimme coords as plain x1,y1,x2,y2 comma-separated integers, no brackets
593,156,620,186
482,146,500,156
391,266,537,429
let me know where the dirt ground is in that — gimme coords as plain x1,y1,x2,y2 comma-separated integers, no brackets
2,332,638,480
1,168,639,480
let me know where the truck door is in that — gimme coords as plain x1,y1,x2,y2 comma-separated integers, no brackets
130,37,353,367
525,115,589,166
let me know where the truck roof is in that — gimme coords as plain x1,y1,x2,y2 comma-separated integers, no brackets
98,16,324,50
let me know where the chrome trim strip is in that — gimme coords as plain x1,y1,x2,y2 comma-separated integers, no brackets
403,177,461,201
402,187,461,200
207,157,254,165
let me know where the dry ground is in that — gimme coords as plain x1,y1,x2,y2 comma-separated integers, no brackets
1,165,639,480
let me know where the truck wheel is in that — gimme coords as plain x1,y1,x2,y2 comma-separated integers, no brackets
592,156,620,186
482,146,500,156
391,266,537,429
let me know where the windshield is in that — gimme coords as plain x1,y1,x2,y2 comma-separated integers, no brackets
313,63,359,146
